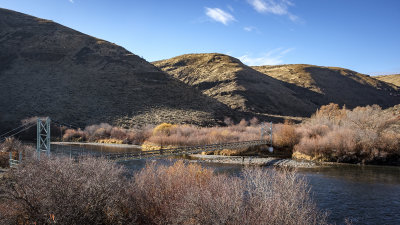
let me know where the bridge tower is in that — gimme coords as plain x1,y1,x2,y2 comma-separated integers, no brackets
37,117,51,159
261,122,273,153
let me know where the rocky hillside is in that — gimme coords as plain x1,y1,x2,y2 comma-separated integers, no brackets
0,8,232,131
375,74,400,87
154,55,400,117
153,54,317,117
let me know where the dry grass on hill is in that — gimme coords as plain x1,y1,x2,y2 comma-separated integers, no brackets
253,64,400,109
375,74,400,87
154,53,316,117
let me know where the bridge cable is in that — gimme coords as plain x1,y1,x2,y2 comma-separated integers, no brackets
0,123,37,143
0,122,35,139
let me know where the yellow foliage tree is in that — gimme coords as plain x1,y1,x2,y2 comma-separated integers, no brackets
153,123,177,136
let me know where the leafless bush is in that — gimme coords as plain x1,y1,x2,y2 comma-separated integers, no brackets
0,157,328,225
131,160,328,225
294,103,400,163
273,121,301,148
0,138,34,167
147,119,262,147
0,156,135,225
239,167,327,225
62,128,88,142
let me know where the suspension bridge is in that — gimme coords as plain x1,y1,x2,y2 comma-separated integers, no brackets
1,117,273,165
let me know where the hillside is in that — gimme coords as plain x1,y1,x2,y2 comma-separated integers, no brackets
0,8,233,131
153,54,317,117
155,55,400,117
375,74,400,87
252,64,400,109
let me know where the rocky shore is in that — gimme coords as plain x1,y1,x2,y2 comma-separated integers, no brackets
190,154,318,168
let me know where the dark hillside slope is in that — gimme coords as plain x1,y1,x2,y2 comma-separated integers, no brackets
253,64,400,109
0,8,230,131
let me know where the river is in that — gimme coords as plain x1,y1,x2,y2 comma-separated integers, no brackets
53,143,400,225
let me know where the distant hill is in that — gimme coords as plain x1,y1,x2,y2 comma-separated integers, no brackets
0,8,232,131
154,54,317,117
253,64,399,109
375,74,400,87
155,55,400,117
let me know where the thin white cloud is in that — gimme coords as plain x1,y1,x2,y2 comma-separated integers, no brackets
69,0,74,3
244,26,256,32
205,8,236,25
238,48,294,66
247,0,300,22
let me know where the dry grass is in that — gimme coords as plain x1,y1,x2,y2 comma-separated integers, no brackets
1,9,231,132
253,64,400,110
375,74,400,87
153,53,318,117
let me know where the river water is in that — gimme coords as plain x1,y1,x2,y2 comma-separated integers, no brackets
53,144,400,225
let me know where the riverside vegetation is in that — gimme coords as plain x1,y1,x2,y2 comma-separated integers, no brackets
0,157,328,225
59,103,400,165
0,103,398,224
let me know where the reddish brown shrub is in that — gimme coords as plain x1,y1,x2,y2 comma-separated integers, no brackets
0,157,328,225
294,104,400,163
131,161,327,225
273,121,300,148
62,128,87,142
0,156,135,225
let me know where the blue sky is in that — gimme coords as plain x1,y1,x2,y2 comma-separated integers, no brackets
1,0,399,75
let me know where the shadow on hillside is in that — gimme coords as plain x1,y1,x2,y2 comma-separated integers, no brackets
305,66,400,109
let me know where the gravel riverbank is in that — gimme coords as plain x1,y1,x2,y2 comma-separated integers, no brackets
190,154,318,168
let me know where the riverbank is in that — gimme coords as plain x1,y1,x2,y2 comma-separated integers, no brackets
190,154,318,168
52,142,142,149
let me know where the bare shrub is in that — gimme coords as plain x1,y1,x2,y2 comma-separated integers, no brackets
131,161,214,224
146,119,263,147
273,121,300,148
224,117,234,126
131,161,327,225
0,138,34,168
294,104,400,163
249,117,259,126
62,128,87,142
0,157,327,225
0,156,135,225
240,167,327,225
